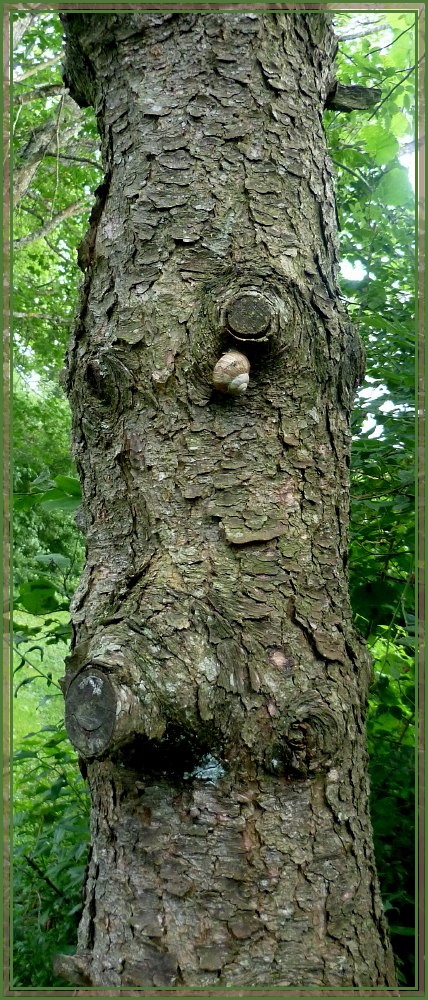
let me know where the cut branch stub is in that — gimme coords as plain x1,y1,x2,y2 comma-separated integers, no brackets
326,82,382,112
226,291,274,343
65,667,144,758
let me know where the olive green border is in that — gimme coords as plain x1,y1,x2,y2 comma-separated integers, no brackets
2,3,424,998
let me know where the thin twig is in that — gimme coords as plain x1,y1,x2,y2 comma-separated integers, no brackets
44,152,102,169
331,158,372,190
367,62,418,122
12,645,62,690
24,854,71,903
368,23,414,58
43,236,72,264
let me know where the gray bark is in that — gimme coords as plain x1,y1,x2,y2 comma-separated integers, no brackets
325,83,382,111
57,11,397,990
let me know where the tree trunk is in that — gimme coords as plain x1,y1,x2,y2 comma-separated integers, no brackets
58,10,397,990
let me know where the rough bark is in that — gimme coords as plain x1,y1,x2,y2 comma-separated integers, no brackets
325,83,382,111
58,11,397,990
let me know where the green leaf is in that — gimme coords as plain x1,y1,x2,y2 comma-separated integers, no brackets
40,496,81,513
16,578,61,614
13,490,47,511
14,482,81,514
13,656,27,675
34,553,71,570
13,749,39,760
375,167,414,207
359,125,399,165
53,475,82,497
390,111,411,138
15,676,40,696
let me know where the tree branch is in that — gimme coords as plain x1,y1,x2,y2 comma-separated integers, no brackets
326,83,382,112
13,311,73,323
14,83,66,105
14,114,64,208
13,96,85,208
13,161,41,210
13,13,34,49
400,137,424,155
13,200,88,248
338,23,388,42
24,854,71,902
14,54,63,83
12,11,45,50
44,151,102,169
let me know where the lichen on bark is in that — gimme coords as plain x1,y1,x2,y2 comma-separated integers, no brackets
57,10,397,990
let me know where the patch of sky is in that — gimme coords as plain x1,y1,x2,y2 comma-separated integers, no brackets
340,259,367,282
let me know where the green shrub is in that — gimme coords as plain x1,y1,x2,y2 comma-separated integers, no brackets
367,636,415,986
13,723,90,988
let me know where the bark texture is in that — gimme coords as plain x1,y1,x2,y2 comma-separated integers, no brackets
59,11,397,990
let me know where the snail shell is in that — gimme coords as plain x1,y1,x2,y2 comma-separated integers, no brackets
212,351,250,395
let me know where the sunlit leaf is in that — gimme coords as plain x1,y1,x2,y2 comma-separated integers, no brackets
375,166,415,207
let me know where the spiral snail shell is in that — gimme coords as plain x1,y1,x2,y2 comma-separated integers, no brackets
212,351,250,396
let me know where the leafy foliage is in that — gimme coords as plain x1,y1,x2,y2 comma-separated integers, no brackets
13,12,101,379
11,9,417,989
13,370,84,597
13,723,90,988
366,633,415,986
328,12,417,987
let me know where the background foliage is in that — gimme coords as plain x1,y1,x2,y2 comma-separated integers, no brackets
10,10,417,989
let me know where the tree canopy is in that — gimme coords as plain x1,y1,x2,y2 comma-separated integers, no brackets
10,9,417,989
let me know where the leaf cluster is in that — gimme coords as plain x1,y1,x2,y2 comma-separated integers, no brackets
13,723,89,988
329,12,417,986
13,11,102,378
